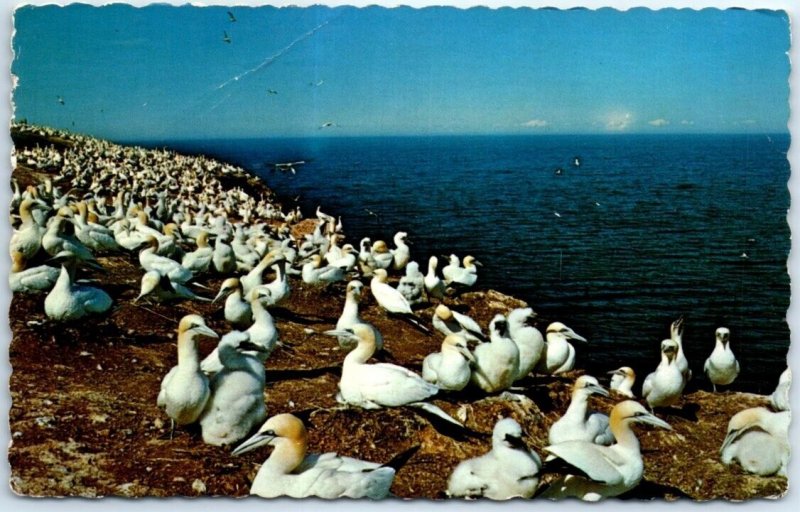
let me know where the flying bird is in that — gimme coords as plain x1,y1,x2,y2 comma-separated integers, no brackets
223,31,232,44
227,11,237,22
267,89,279,95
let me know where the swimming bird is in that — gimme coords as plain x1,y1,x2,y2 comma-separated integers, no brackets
769,368,791,412
720,407,789,477
157,315,218,427
608,367,636,398
538,400,672,501
370,269,430,333
447,417,541,499
704,327,739,392
470,314,520,393
432,304,486,343
424,255,446,301
642,339,685,410
422,334,475,391
390,231,411,271
43,251,112,321
134,270,210,303
670,316,691,381
507,307,544,381
536,322,587,375
548,375,614,446
213,277,252,328
232,413,402,499
199,330,269,446
9,250,59,293
335,280,383,351
397,261,425,306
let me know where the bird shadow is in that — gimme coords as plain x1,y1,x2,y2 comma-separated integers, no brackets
270,307,337,325
654,403,700,422
617,479,693,500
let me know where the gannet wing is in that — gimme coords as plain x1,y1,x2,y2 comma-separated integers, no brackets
544,442,625,485
452,310,484,336
358,363,438,405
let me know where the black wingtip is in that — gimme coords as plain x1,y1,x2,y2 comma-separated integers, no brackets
382,444,421,471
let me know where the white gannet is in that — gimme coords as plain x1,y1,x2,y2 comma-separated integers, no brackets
769,368,791,412
139,235,193,284
720,407,789,477
704,327,740,392
447,255,481,290
328,243,357,273
422,334,475,391
608,367,636,398
201,287,279,375
10,198,47,260
390,231,410,271
507,307,545,381
263,259,290,306
42,215,100,267
134,270,210,303
302,254,345,285
73,201,121,252
181,230,213,274
670,316,691,382
397,261,425,306
470,314,520,393
539,400,672,501
424,255,446,301
548,375,614,446
441,254,461,284
536,322,587,375
370,240,394,270
43,252,112,321
212,233,237,274
432,304,485,343
642,339,685,410
370,269,429,333
213,277,252,328
241,250,282,296
358,237,376,276
9,250,59,293
199,330,269,446
232,413,400,499
157,315,218,426
335,280,384,351
447,417,541,500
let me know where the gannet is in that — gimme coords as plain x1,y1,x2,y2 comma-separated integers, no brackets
608,367,636,398
42,215,100,267
323,234,344,265
263,259,291,306
536,322,587,375
213,277,252,328
43,252,112,321
202,287,279,376
704,327,739,392
447,255,481,289
447,417,541,499
335,280,384,351
181,230,213,274
720,407,789,477
10,198,47,260
9,250,59,293
424,255,446,301
302,254,345,285
670,316,691,381
397,261,425,306
538,400,672,501
507,307,545,381
199,330,269,446
422,334,475,391
432,304,486,343
642,339,685,410
370,240,394,270
470,315,520,393
548,375,614,446
390,231,410,271
232,413,400,499
241,250,282,295
73,201,120,252
370,269,429,333
157,315,218,426
328,244,357,272
769,368,791,412
212,233,237,274
139,236,193,284
358,237,376,276
134,270,210,303
441,254,461,284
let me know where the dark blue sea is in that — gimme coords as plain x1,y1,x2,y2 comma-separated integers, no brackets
134,133,791,394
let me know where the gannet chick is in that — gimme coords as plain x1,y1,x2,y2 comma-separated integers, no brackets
232,413,399,499
608,367,636,398
397,261,425,306
199,330,269,446
201,287,279,376
213,277,252,328
422,334,475,391
424,255,446,301
9,250,59,293
212,233,237,274
181,231,213,274
390,231,410,271
447,418,541,499
720,407,789,477
670,316,691,381
470,315,520,393
536,322,587,375
432,304,486,343
770,368,791,412
135,270,210,303
370,269,430,333
704,327,739,392
370,240,394,270
507,307,544,381
539,400,671,501
548,375,614,446
335,280,384,351
44,252,112,321
302,254,345,285
642,339,685,410
157,315,218,426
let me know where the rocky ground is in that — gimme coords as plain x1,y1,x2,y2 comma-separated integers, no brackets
7,127,789,501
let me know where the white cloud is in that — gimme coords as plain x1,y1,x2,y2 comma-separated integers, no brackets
605,112,633,131
522,119,548,128
680,120,694,125
648,118,670,127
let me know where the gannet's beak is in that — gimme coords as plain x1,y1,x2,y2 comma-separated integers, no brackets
637,412,672,431
566,328,587,343
587,383,610,398
197,324,219,339
231,430,275,456
323,329,357,342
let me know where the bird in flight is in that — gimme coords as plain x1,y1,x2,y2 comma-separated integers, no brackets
57,96,65,105
223,31,232,43
319,121,337,129
227,11,237,22
267,89,279,95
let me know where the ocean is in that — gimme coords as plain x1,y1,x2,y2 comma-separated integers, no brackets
136,133,791,394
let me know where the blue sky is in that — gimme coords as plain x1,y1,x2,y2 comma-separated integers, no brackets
11,4,790,139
